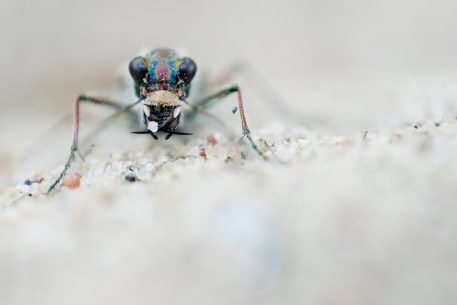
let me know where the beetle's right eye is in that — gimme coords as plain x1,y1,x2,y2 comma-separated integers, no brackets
129,56,148,83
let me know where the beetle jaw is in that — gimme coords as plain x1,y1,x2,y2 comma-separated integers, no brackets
143,90,183,107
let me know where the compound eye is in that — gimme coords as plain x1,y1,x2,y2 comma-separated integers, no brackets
129,56,148,83
177,57,197,84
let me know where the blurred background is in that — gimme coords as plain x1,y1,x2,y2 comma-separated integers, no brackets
1,0,457,304
2,0,457,135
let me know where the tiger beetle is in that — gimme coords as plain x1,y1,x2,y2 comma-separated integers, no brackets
46,48,267,194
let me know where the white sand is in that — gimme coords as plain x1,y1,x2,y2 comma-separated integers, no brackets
1,98,457,304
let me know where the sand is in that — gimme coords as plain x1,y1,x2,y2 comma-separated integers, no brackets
1,87,457,304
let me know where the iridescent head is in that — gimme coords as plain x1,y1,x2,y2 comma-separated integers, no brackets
128,48,197,100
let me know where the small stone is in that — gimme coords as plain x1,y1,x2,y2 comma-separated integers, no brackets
207,135,217,145
63,174,81,189
199,148,207,160
148,121,158,133
125,174,137,182
341,137,355,147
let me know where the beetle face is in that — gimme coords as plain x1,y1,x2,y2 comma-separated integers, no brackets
128,49,197,100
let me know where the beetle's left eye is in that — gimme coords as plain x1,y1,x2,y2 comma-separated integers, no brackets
177,57,197,84
129,56,148,83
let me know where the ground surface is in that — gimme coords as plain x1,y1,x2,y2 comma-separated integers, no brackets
1,81,457,304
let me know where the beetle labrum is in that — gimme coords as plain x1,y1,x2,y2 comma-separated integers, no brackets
47,48,267,194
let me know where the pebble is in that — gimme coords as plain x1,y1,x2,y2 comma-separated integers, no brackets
207,135,217,145
199,148,207,160
125,173,137,182
63,174,81,189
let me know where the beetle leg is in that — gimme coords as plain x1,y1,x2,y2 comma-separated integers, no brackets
195,85,268,160
46,95,141,194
